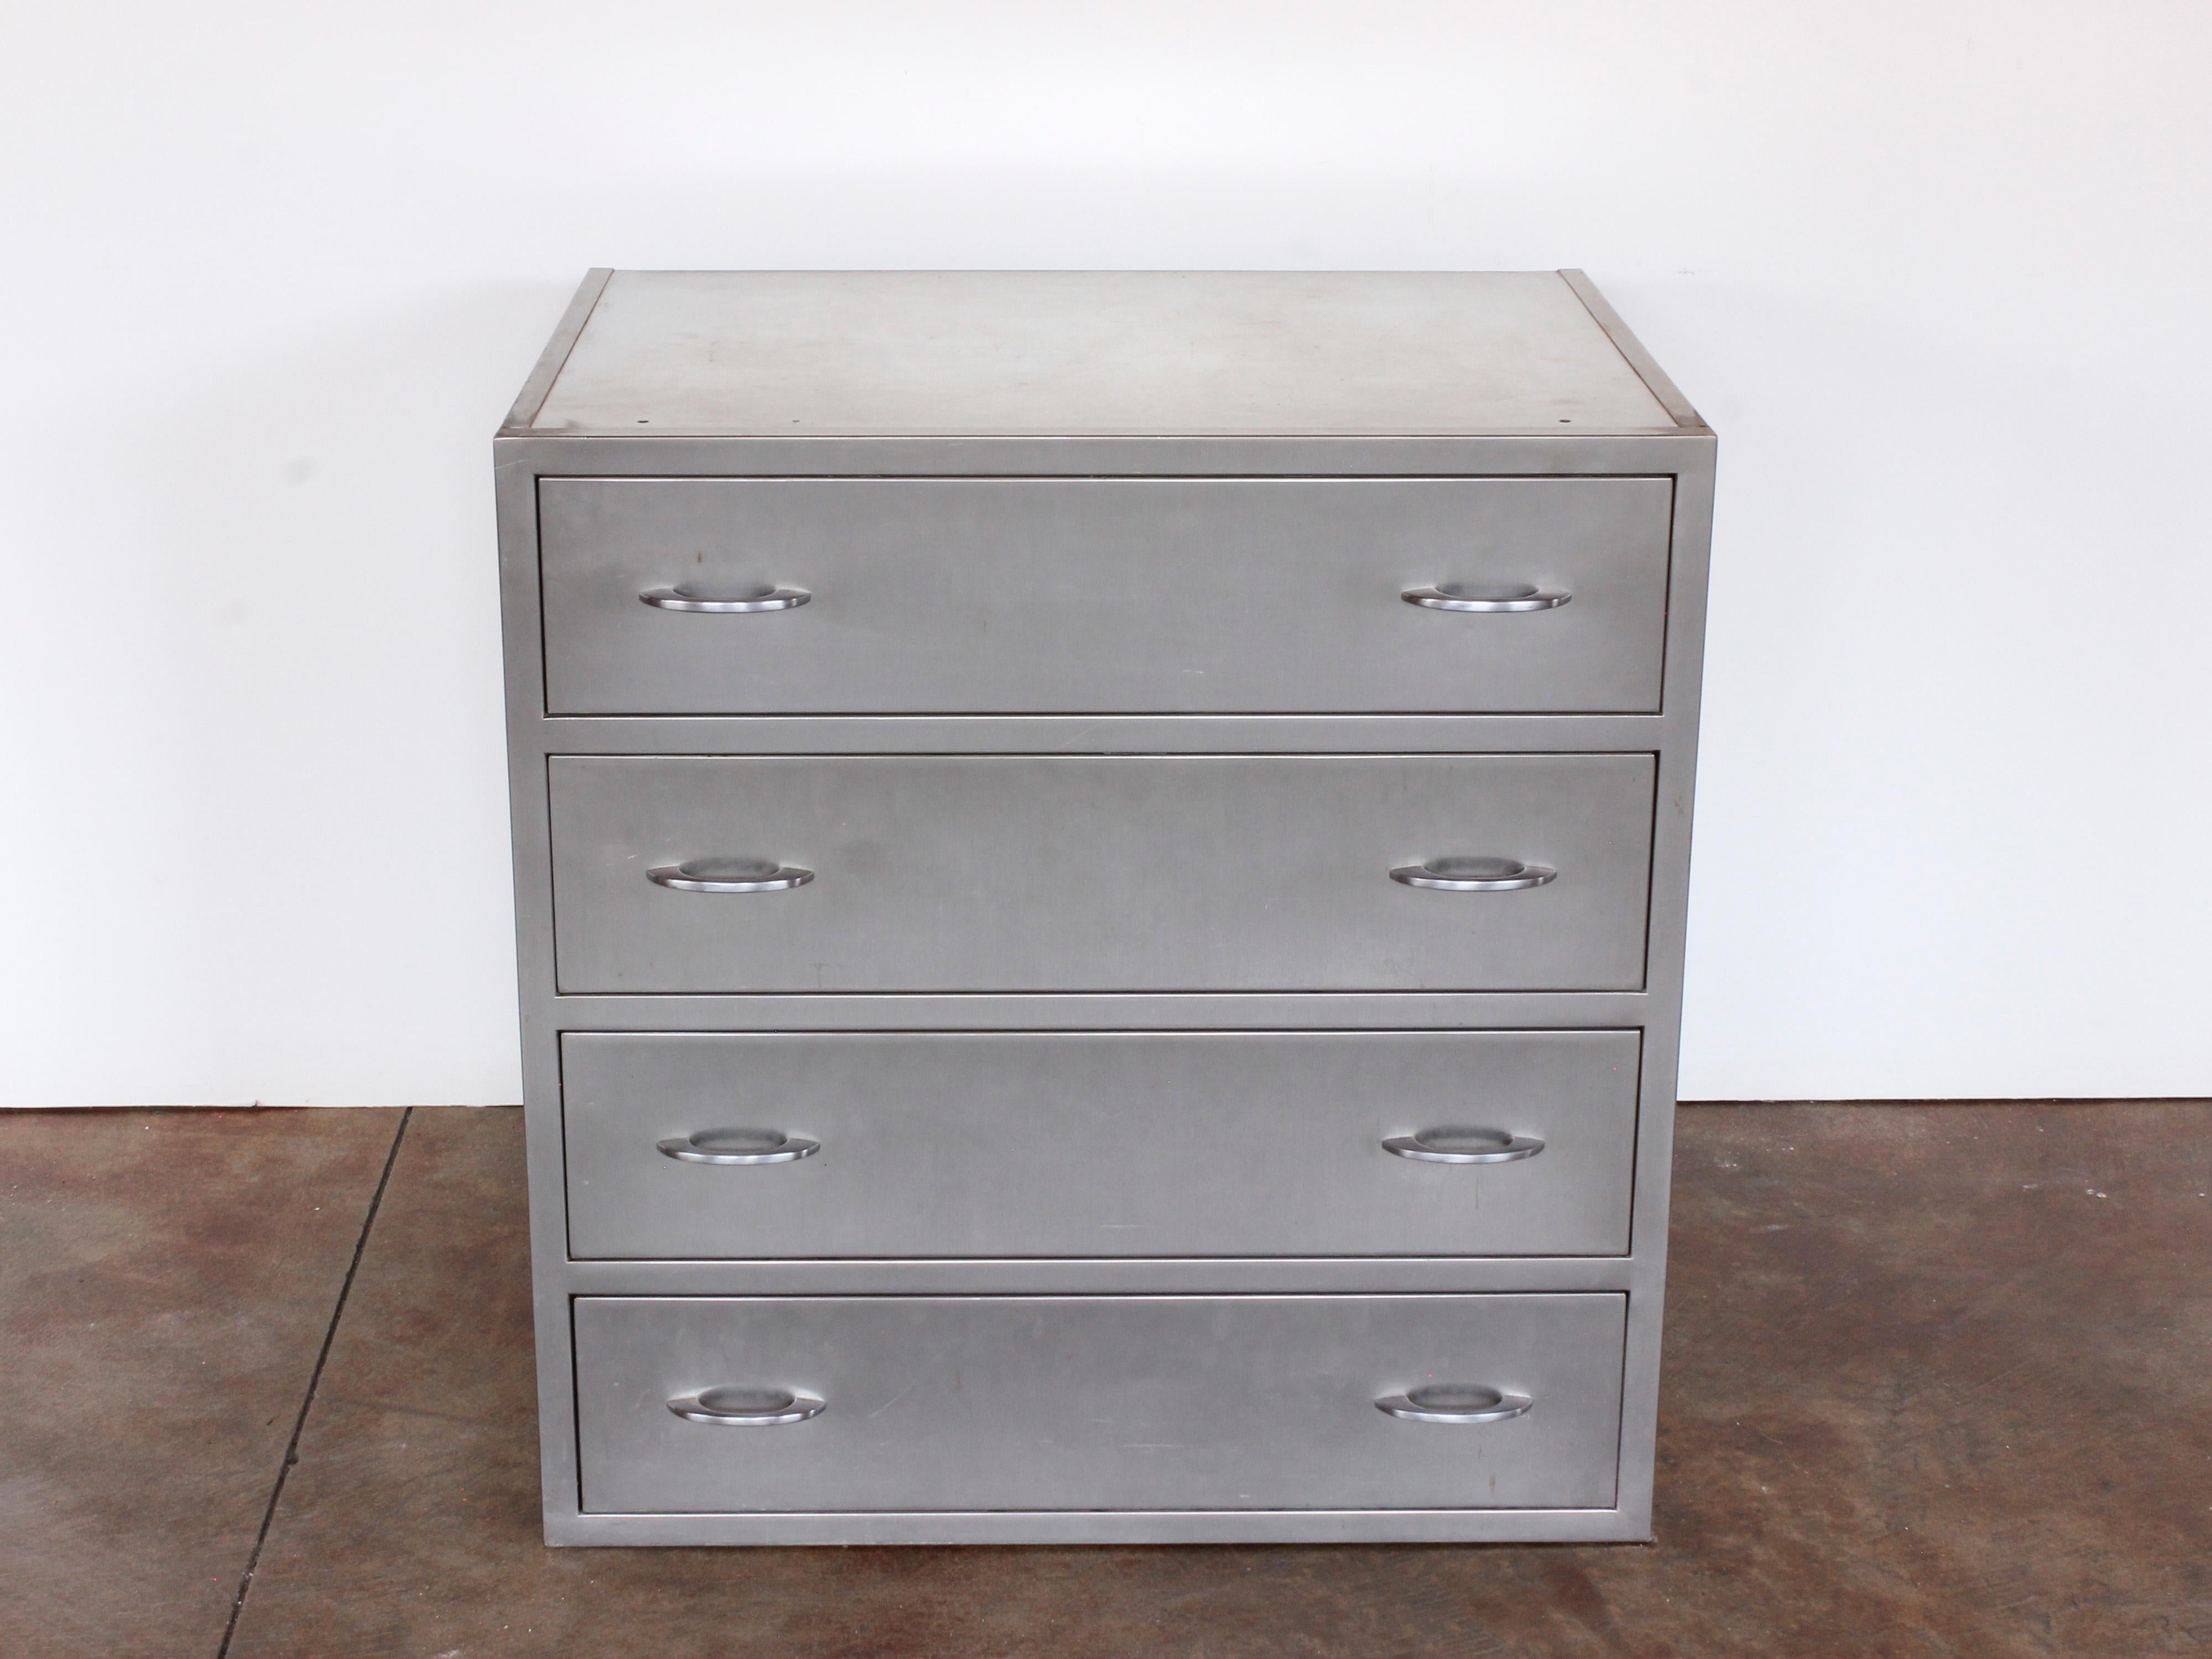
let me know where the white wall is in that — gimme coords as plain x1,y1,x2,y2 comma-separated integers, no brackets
3,1,2207,1105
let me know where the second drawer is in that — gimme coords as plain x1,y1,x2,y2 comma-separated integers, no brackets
563,1029,1641,1259
547,753,1656,993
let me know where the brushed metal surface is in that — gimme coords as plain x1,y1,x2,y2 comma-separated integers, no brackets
538,477,1671,715
528,271,1677,436
547,753,1655,994
561,1030,1640,1259
574,1294,1626,1514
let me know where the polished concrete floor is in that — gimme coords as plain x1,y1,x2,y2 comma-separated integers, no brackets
2,1102,2206,1657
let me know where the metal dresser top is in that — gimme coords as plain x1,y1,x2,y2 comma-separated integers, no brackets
515,269,1703,438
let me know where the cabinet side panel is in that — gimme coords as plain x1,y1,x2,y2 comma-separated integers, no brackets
496,445,582,1532
1615,438,1714,1536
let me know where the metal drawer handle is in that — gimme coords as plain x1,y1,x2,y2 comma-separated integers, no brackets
648,858,813,894
1375,1384,1533,1425
1402,582,1571,612
1383,1128,1545,1165
640,582,810,613
1390,857,1556,891
659,1129,821,1166
668,1386,826,1426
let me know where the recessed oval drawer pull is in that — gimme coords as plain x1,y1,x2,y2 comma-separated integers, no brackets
639,582,810,613
1381,1128,1545,1165
667,1386,827,1426
1389,857,1555,891
658,1129,821,1166
1401,582,1571,612
1374,1384,1533,1425
647,858,814,894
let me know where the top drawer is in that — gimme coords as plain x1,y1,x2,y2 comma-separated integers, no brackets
537,477,1672,714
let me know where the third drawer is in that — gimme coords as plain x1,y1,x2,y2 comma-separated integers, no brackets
547,753,1656,993
564,1029,1640,1259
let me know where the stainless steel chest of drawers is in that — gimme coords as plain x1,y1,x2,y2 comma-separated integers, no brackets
496,269,1714,1546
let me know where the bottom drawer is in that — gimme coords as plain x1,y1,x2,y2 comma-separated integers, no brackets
575,1293,1626,1514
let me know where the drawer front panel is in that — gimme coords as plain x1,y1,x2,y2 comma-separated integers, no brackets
575,1293,1626,1514
538,477,1671,714
564,1030,1640,1260
547,754,1655,993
